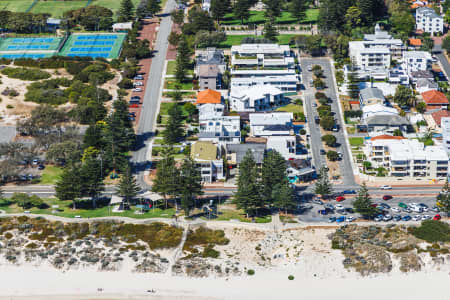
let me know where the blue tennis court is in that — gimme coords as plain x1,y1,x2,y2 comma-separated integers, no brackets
8,45,50,50
76,35,118,40
12,38,55,43
67,53,110,58
70,47,112,52
74,41,115,46
0,53,47,59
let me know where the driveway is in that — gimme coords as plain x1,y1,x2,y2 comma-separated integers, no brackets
300,58,356,186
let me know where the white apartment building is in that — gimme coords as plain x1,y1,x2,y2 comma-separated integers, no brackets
249,112,293,137
416,7,443,36
403,51,432,76
441,117,450,154
349,42,391,70
230,69,298,91
198,103,241,144
364,136,448,178
266,136,296,159
231,44,294,69
363,24,404,59
229,85,286,112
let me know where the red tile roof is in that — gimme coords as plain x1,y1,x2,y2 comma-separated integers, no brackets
196,89,221,105
408,38,422,47
370,135,406,141
431,110,450,126
421,90,449,105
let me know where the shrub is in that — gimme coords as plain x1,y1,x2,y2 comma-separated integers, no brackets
247,269,255,275
411,220,450,243
1,67,51,81
322,134,336,147
118,78,133,89
299,129,306,135
6,104,13,109
202,245,220,258
288,275,294,280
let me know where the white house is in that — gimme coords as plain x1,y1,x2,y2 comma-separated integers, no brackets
231,44,293,69
249,112,293,137
198,103,225,120
362,103,398,120
198,115,241,144
416,7,443,36
359,87,386,107
403,51,432,76
364,135,448,178
229,85,287,112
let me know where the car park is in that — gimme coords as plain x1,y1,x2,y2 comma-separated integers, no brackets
402,215,411,221
382,195,392,200
391,207,400,213
336,216,345,223
421,215,431,220
336,196,345,202
383,214,393,221
328,217,336,223
433,214,441,221
412,215,421,221
346,216,355,222
380,185,392,190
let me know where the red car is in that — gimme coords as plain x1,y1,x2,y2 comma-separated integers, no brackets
336,196,345,202
433,214,441,221
383,195,392,200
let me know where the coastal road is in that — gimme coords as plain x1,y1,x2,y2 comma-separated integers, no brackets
433,44,450,80
300,58,356,186
131,0,177,190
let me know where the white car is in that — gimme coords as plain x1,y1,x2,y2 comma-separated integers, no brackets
412,215,421,221
335,204,344,210
133,88,142,92
383,214,393,221
133,81,144,86
380,185,392,190
346,216,355,222
421,215,431,220
391,207,400,213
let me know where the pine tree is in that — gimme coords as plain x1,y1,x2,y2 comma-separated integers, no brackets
117,0,135,22
272,180,295,214
175,37,190,83
234,149,262,217
263,17,278,42
81,156,105,208
437,178,450,215
116,164,141,205
261,150,286,204
233,0,250,24
163,103,184,144
147,0,161,15
179,157,203,217
314,166,333,198
289,0,307,21
347,60,360,100
352,182,377,218
263,0,282,18
152,150,180,208
55,167,82,209
211,0,230,23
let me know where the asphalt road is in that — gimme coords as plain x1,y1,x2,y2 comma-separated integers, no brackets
300,58,356,186
131,0,177,190
433,44,450,79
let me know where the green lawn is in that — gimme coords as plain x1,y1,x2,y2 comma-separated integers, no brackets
91,0,141,15
166,60,194,76
31,0,89,17
221,9,319,26
276,103,303,113
164,78,194,90
207,209,272,223
0,197,176,219
38,166,63,185
159,102,190,117
219,34,297,48
349,137,364,146
0,0,34,12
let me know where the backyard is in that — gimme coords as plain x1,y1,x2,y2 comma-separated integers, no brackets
221,9,319,26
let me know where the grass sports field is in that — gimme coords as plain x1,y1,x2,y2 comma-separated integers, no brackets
59,33,126,59
30,0,89,17
222,9,319,26
92,0,141,15
0,0,34,12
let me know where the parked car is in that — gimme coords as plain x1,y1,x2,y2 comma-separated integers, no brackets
433,214,441,221
318,209,328,215
393,215,402,222
402,207,412,213
32,159,39,165
421,215,431,220
336,216,346,223
402,215,412,221
336,196,345,202
133,81,143,86
320,149,326,155
346,216,355,222
313,199,323,205
418,203,429,211
307,65,313,71
382,195,392,200
344,207,354,214
328,217,336,223
324,203,334,210
380,185,392,190
343,190,356,194
374,215,383,222
391,207,400,213
378,203,390,209
129,112,136,117
412,215,421,221
336,209,347,215
383,214,393,221
398,202,408,209
133,88,142,92
312,103,317,107
38,164,45,170
431,206,440,212
335,204,344,210
134,75,144,80
309,79,314,87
